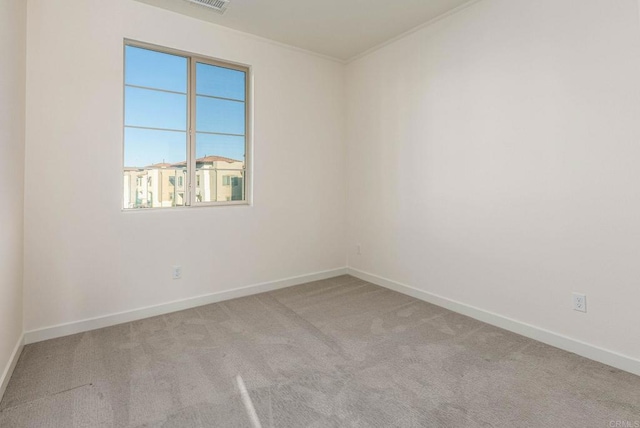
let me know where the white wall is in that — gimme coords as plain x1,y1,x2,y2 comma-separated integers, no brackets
21,0,640,371
0,0,26,394
347,0,640,360
24,0,346,332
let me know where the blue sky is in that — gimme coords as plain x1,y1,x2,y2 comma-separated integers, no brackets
124,46,246,167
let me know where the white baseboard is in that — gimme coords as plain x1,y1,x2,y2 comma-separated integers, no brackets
348,267,640,377
24,267,348,345
0,333,24,402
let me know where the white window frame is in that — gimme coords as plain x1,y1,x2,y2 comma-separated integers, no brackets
123,39,252,210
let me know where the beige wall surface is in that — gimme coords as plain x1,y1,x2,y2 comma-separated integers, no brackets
346,0,640,360
23,0,346,331
0,0,26,392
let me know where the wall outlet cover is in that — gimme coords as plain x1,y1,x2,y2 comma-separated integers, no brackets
172,265,182,280
572,292,586,313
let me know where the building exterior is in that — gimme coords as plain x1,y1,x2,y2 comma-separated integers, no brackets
123,156,244,209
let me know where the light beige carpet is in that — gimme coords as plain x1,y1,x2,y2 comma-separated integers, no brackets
1,275,639,427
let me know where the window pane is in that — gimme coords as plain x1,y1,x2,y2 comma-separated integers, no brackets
124,169,188,209
194,133,245,203
196,62,245,101
195,133,245,162
195,165,245,204
124,128,186,167
123,128,187,209
196,96,245,135
125,46,187,93
125,87,187,131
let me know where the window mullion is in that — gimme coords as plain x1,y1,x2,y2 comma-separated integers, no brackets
187,56,197,206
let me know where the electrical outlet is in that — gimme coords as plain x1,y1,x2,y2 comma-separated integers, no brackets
356,244,362,255
172,265,182,280
572,292,586,312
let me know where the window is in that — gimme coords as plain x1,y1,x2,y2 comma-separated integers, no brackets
123,41,250,209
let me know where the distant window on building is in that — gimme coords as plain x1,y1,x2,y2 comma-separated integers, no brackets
123,41,249,209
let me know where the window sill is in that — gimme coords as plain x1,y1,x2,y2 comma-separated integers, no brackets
121,201,251,212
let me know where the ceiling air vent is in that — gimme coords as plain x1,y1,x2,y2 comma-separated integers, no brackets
184,0,230,14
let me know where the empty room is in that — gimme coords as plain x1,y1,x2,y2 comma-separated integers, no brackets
1,0,640,426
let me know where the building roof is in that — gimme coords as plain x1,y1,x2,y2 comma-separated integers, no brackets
124,156,242,170
168,156,241,167
196,155,240,164
147,162,174,168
